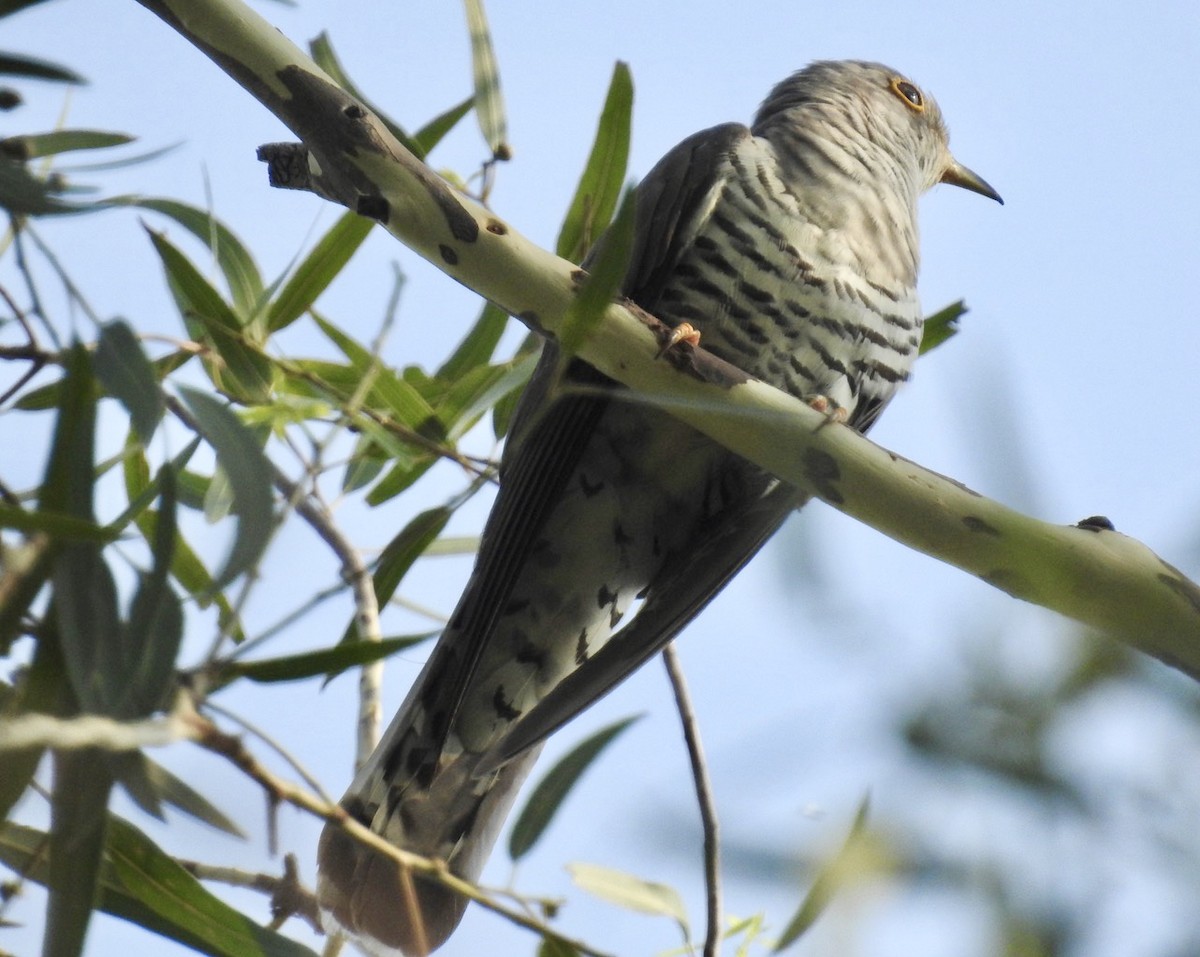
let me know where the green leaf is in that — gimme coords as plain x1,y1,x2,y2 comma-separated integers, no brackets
556,61,633,262
39,342,96,518
147,228,273,402
267,211,374,332
559,185,636,359
95,319,163,443
774,795,877,952
919,300,967,355
462,0,509,159
363,454,436,505
537,938,582,957
437,301,509,380
124,197,265,319
3,129,131,159
53,540,122,714
568,862,690,934
121,465,181,717
0,504,115,541
0,50,83,84
438,351,539,442
229,633,433,684
413,95,476,158
0,154,86,214
509,715,640,860
46,750,113,957
179,388,275,593
339,506,453,644
0,818,318,957
109,752,245,838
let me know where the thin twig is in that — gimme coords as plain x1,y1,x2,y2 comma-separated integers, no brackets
662,642,721,957
272,468,383,767
189,715,614,957
178,853,322,934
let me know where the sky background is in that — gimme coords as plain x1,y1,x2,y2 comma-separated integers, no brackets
4,1,1200,955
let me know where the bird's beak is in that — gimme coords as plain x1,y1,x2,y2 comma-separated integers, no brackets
941,160,1003,204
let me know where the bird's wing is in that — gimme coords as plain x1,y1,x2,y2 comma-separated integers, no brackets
429,122,755,745
482,480,807,770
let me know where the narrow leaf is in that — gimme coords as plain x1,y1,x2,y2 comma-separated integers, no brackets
339,507,452,644
919,300,967,355
95,319,163,443
267,212,374,332
774,795,877,952
110,752,245,838
559,186,636,359
568,862,690,932
0,51,83,84
437,301,509,380
462,0,509,159
229,633,434,684
556,62,633,262
4,129,131,159
413,95,476,157
126,197,264,319
46,750,113,957
0,504,115,541
509,716,640,860
179,388,274,593
148,228,273,402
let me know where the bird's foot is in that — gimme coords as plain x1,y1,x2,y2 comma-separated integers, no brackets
656,321,701,358
806,394,849,427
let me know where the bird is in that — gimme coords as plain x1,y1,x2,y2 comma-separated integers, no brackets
317,59,1002,955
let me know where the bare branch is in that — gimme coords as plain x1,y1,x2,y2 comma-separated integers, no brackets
663,643,721,957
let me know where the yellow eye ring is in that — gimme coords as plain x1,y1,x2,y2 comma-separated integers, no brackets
889,77,925,112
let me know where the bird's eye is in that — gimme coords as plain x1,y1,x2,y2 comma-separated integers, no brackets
889,78,925,112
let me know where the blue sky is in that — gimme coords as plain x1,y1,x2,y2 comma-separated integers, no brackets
4,1,1200,955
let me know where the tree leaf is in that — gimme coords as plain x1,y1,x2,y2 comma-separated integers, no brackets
0,50,83,84
267,211,373,332
556,61,633,262
126,197,265,319
95,319,163,443
567,861,690,933
509,715,639,860
3,129,132,159
121,464,181,717
227,632,433,684
147,228,273,402
0,504,115,542
413,95,476,158
559,185,636,359
179,388,275,594
46,749,113,957
109,751,244,838
919,300,967,355
437,301,509,380
774,795,879,952
462,0,509,159
339,506,453,644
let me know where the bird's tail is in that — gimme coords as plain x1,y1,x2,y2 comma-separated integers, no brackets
316,647,542,956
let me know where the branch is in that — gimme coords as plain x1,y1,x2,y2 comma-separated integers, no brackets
662,644,721,957
191,716,615,957
130,0,1200,679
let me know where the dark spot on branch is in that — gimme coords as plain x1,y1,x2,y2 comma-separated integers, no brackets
802,448,843,504
343,104,367,120
962,515,1001,536
439,244,458,266
1075,515,1115,532
356,195,389,222
486,219,507,235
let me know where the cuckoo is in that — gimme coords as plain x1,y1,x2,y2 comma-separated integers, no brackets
318,59,1002,955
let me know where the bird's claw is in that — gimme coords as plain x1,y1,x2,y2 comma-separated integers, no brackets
656,321,701,358
806,394,849,427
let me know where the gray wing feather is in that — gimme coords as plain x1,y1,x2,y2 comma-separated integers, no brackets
429,122,753,740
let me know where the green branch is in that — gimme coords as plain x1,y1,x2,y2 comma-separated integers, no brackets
133,0,1200,676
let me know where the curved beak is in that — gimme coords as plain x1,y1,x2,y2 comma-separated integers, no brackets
941,159,1003,204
